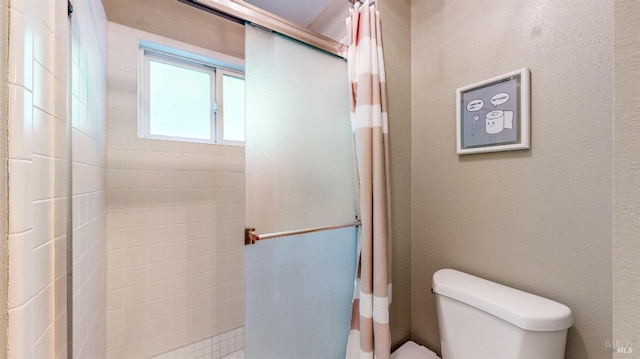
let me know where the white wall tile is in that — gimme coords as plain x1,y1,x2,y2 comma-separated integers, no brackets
32,60,54,115
32,155,54,200
33,18,54,72
33,107,54,156
122,285,147,307
107,288,123,311
52,244,67,293
107,328,124,351
124,169,150,189
107,48,124,71
123,53,138,73
8,9,34,90
123,321,148,347
107,269,124,291
107,108,136,131
122,247,148,267
8,231,35,307
32,284,55,343
131,28,165,47
123,303,148,326
8,85,33,160
32,199,54,248
122,189,149,208
8,301,35,358
107,27,125,50
8,159,34,233
35,0,54,32
33,324,55,359
107,190,124,210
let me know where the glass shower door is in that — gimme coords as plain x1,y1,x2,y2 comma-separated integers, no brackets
244,25,356,359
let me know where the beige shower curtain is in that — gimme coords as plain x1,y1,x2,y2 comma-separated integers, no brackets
345,1,392,358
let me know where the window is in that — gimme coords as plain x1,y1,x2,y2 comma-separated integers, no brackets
218,72,246,143
139,47,245,145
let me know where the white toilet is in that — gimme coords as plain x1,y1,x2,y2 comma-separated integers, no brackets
433,269,573,359
392,268,573,359
391,341,439,359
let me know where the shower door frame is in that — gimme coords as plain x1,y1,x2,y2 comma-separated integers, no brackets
180,0,347,58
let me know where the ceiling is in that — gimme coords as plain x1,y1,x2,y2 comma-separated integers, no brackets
231,0,350,42
246,0,335,27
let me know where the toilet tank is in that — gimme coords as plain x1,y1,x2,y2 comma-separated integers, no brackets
432,269,573,359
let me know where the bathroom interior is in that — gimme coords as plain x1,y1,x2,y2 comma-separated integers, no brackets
0,0,638,358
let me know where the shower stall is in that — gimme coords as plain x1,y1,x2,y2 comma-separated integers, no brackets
95,1,356,358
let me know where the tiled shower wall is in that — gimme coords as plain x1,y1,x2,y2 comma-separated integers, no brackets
70,0,108,358
105,22,245,359
6,1,67,357
6,0,107,358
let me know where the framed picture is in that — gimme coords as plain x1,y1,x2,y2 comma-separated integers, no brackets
456,68,530,155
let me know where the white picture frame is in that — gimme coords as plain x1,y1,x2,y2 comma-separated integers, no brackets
456,68,530,155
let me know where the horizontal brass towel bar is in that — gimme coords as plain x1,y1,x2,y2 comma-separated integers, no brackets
245,220,361,245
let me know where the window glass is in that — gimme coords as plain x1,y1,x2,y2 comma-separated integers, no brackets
149,59,212,139
222,74,246,142
139,46,245,146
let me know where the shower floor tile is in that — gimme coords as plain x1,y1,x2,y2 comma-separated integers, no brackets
223,349,244,359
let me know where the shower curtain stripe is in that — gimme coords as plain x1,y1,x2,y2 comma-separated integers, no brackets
345,1,392,358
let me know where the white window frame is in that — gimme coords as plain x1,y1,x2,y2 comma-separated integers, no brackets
138,46,245,146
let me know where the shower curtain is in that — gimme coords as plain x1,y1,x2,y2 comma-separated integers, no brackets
345,1,392,358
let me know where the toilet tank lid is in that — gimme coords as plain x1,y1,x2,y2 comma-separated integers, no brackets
432,269,573,331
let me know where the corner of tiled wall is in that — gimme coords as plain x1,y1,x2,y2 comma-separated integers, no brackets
70,1,108,358
7,0,69,357
6,0,108,358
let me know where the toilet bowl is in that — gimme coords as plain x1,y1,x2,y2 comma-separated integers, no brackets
432,269,573,359
391,341,439,359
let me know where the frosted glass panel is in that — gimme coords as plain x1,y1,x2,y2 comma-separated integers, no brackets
245,228,356,359
244,25,356,359
245,26,355,234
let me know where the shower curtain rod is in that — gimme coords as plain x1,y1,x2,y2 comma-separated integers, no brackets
178,0,348,57
245,220,361,245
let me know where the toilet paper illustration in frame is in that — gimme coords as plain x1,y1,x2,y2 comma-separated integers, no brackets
456,68,530,155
